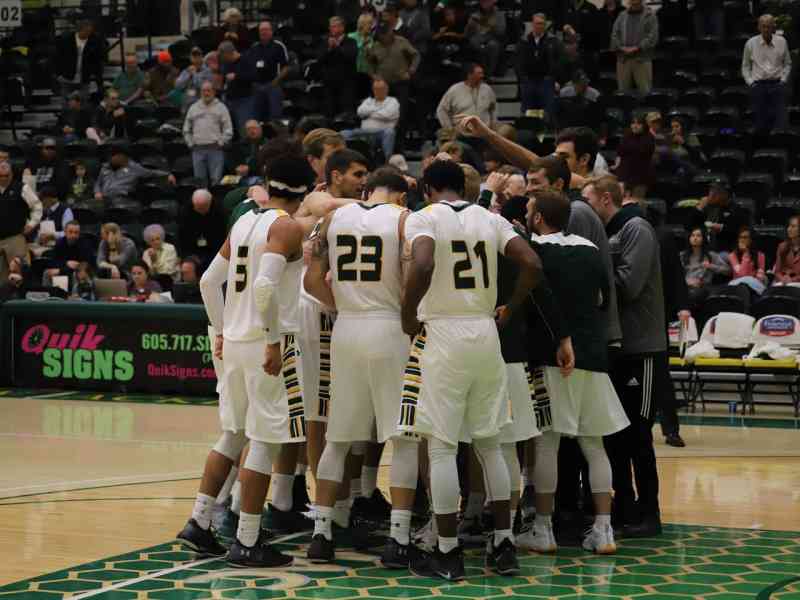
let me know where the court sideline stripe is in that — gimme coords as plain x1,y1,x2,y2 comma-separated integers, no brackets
0,497,195,507
68,532,309,599
0,477,200,501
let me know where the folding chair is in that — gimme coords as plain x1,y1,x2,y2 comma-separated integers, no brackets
744,315,800,417
668,317,699,408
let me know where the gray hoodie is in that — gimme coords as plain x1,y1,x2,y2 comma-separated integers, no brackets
610,7,659,61
183,97,233,148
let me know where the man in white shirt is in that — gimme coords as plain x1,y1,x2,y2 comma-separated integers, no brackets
341,78,401,160
742,14,792,135
436,63,497,131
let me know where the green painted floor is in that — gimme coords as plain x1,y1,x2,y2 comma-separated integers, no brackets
2,525,800,600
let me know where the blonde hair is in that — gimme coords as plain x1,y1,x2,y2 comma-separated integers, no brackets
460,163,481,203
357,13,374,34
440,141,464,161
223,7,242,22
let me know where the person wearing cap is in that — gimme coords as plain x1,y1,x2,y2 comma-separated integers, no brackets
143,51,180,106
176,47,216,111
688,181,749,255
94,146,176,207
610,0,659,94
559,70,600,103
23,139,72,199
87,88,129,144
247,21,290,122
112,53,145,106
183,81,234,187
742,14,792,135
341,77,401,161
57,92,92,142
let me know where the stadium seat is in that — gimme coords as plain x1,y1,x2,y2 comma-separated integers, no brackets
761,197,798,226
718,86,751,112
63,140,97,159
695,36,722,56
72,207,100,227
666,205,698,226
140,154,169,171
767,128,800,157
744,314,800,416
678,87,716,114
752,149,789,187
605,91,640,116
699,68,732,93
704,105,740,129
700,287,751,327
645,198,666,222
644,88,678,114
782,174,800,197
660,36,690,55
104,207,139,224
664,70,698,92
752,296,800,320
172,156,194,179
653,175,685,204
688,172,728,199
754,225,785,267
149,199,179,217
735,173,774,209
667,106,700,130
140,207,172,225
708,149,746,183
736,197,758,224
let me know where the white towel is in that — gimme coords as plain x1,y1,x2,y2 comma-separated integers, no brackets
713,312,755,349
685,340,720,363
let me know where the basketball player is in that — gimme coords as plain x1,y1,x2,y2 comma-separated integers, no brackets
401,160,543,580
194,155,308,567
303,167,420,566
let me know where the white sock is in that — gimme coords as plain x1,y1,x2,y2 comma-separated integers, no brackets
535,513,552,529
390,509,412,545
237,511,261,547
314,505,334,540
361,467,378,497
230,481,242,515
464,492,485,520
271,473,294,512
510,509,516,530
494,528,514,547
595,514,611,527
333,499,350,528
295,463,307,476
350,478,362,504
216,467,238,505
439,535,458,554
191,493,216,530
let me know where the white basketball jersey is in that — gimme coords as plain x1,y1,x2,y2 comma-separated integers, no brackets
327,202,405,316
224,207,289,342
404,200,518,321
279,257,302,334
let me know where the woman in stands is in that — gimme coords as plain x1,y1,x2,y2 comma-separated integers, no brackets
681,226,731,313
615,114,655,198
728,225,767,296
97,223,137,280
128,261,163,303
772,215,800,286
142,224,179,281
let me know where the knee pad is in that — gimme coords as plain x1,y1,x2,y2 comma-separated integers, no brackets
502,443,521,493
533,431,561,494
213,430,248,461
316,441,351,484
243,440,280,475
389,438,419,490
578,436,613,494
427,438,460,514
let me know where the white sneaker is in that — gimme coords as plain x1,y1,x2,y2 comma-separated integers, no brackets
413,517,437,552
582,524,617,555
517,522,557,553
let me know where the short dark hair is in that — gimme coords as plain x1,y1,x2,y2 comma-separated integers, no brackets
530,155,570,188
556,127,599,170
464,62,482,78
256,138,304,177
365,166,409,195
533,188,571,231
325,149,369,185
131,260,149,274
266,154,315,199
65,220,80,229
423,160,465,196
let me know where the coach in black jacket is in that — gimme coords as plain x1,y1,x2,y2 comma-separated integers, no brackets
53,21,105,99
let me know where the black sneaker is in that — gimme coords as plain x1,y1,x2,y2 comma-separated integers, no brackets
176,519,227,556
227,532,293,568
486,537,520,575
410,546,465,581
623,513,663,538
381,537,411,569
665,434,686,447
307,533,335,563
264,504,314,533
292,474,311,512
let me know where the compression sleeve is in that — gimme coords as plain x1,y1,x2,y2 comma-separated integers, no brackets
200,254,229,333
254,252,288,345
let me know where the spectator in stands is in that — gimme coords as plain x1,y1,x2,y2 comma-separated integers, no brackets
175,47,215,111
113,53,145,106
215,7,251,54
144,51,180,106
204,51,225,94
43,221,95,287
142,224,179,280
179,256,201,284
681,226,731,312
694,0,724,41
728,225,767,295
27,186,73,258
773,216,800,285
688,182,747,254
319,16,359,118
0,161,41,284
382,4,411,39
399,0,432,55
349,13,375,100
71,262,96,301
219,41,256,136
23,138,71,199
58,92,92,142
554,127,602,190
183,81,233,188
598,0,624,50
54,20,105,102
128,260,163,302
366,24,420,141
432,6,466,46
303,129,346,184
97,222,137,279
178,189,226,267
436,63,497,132
742,14,792,136
87,88,128,144
562,0,606,79
669,117,705,166
559,70,600,103
67,161,96,208
516,13,564,121
464,0,506,76
615,115,655,198
94,146,176,206
646,111,663,140
249,21,290,122
233,120,266,182
341,77,400,160
610,0,658,94
0,256,30,302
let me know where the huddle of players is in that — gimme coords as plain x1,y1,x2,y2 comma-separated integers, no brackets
174,130,634,582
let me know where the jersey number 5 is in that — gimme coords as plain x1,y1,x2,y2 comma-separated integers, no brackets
235,246,248,292
452,240,489,289
337,235,383,282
